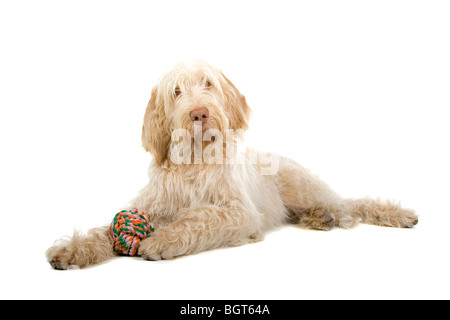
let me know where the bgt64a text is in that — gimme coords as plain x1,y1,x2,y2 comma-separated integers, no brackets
180,304,270,317
225,305,269,315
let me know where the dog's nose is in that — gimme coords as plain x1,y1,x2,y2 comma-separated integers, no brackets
189,107,209,124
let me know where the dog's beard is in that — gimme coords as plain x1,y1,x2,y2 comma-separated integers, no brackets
172,101,228,136
169,107,235,166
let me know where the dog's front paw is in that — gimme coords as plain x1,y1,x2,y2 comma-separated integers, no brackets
138,231,180,261
46,238,78,270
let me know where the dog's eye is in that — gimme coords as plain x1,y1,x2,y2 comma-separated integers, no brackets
174,88,182,97
205,80,211,88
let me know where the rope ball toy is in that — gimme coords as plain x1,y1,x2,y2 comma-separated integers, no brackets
110,208,155,256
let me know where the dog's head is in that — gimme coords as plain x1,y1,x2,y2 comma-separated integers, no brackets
142,60,251,165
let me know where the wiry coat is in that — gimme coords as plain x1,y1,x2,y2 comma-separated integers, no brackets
47,61,418,269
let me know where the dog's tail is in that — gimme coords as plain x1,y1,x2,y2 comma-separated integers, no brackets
336,197,418,228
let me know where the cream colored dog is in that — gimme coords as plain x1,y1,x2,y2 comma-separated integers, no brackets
47,60,418,269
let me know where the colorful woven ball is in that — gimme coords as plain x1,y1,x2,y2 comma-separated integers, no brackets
110,208,154,256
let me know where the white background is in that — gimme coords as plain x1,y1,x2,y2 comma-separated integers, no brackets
1,0,449,299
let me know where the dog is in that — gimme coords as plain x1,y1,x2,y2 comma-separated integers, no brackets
47,60,418,269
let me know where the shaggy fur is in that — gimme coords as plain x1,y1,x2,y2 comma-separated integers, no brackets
47,60,418,269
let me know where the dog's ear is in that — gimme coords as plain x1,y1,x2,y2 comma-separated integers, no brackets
221,73,252,132
142,86,171,166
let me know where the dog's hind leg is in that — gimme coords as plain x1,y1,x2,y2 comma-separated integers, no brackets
275,156,418,230
274,156,347,230
46,225,116,270
341,198,418,228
